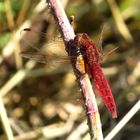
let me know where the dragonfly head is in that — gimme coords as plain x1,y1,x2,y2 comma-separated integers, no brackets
74,33,94,50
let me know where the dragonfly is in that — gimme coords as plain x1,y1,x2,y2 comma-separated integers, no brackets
74,33,117,118
20,28,117,118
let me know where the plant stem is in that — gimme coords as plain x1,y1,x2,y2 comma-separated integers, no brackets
0,97,14,140
46,0,103,139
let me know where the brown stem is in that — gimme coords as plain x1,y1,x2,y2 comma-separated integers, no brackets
46,0,103,139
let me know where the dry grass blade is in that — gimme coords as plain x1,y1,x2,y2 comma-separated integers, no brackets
105,100,140,140
5,0,15,30
107,0,133,42
16,0,30,26
0,97,14,140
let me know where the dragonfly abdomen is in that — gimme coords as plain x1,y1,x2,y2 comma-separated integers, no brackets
90,62,117,118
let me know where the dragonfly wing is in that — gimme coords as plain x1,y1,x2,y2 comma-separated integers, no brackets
20,52,47,64
20,51,73,64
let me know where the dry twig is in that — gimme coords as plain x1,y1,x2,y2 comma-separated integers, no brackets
46,0,103,139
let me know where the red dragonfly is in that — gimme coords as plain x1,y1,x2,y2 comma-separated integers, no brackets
74,33,117,118
21,29,117,118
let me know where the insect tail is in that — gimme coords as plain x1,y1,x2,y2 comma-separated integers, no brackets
91,62,117,118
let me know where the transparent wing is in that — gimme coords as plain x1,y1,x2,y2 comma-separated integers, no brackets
20,28,90,71
20,50,72,64
20,52,48,64
20,27,72,63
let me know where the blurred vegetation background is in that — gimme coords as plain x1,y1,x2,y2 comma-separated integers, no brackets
0,0,140,140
